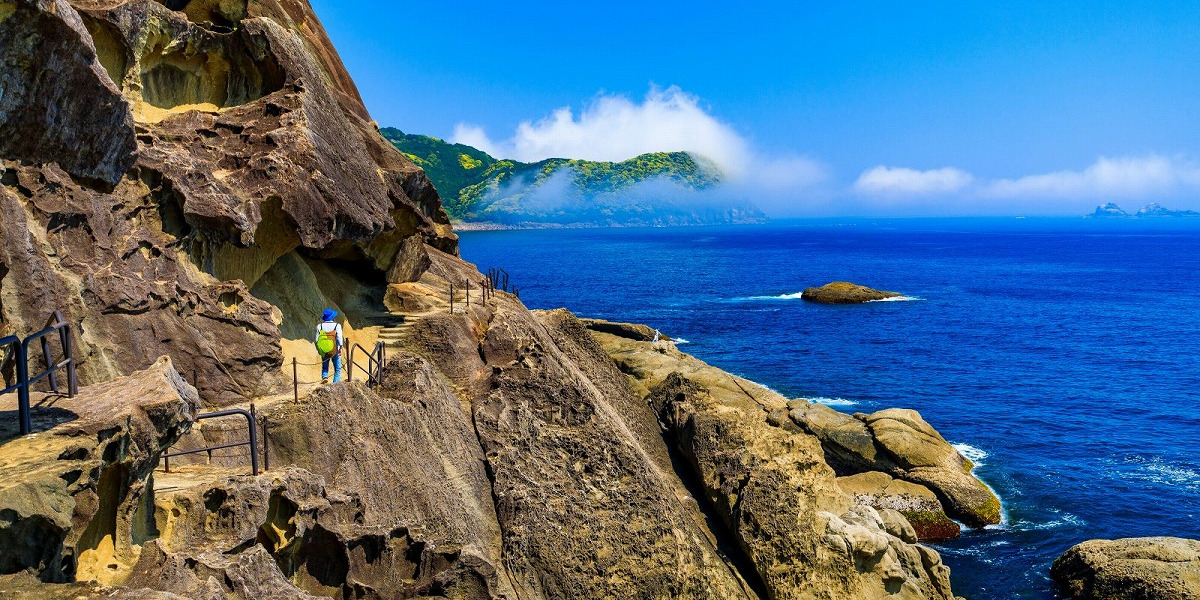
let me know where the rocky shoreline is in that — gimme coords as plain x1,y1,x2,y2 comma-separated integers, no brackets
0,1,1194,599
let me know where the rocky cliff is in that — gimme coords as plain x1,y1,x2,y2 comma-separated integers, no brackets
1,0,455,405
1,2,990,598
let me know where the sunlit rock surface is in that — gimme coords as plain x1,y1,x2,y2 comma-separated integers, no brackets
0,1,980,598
0,0,454,404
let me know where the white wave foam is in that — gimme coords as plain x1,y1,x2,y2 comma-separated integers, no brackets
866,295,921,302
1120,456,1200,492
952,443,988,466
804,396,858,407
746,291,806,300
947,442,1010,525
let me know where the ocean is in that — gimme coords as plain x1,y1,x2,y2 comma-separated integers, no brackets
457,218,1200,600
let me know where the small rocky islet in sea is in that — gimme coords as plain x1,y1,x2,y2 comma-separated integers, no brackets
0,1,1193,599
801,281,904,304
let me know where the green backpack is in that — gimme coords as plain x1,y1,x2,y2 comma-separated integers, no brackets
316,326,337,357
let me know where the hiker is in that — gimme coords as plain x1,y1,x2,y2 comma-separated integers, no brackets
315,308,344,383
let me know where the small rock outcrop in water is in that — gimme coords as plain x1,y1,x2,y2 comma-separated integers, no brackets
802,281,903,304
1086,202,1200,218
1051,537,1200,600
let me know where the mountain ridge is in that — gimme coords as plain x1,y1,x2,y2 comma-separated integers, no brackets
381,127,766,227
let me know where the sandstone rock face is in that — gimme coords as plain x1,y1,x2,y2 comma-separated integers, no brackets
579,317,670,341
0,0,455,404
1051,537,1200,600
801,281,902,304
0,1,983,598
591,326,959,600
791,401,1001,528
0,356,196,584
837,472,960,541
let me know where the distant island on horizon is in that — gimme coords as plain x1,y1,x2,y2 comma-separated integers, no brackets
381,128,766,229
1086,202,1200,218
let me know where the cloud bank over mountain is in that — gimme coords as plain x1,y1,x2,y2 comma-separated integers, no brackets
454,86,1200,216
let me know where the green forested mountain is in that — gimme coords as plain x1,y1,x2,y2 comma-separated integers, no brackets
381,127,765,227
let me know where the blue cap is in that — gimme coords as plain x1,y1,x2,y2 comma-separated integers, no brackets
322,308,337,321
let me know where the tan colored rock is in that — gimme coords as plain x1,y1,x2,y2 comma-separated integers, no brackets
1052,537,1200,600
590,323,959,599
801,281,902,304
838,472,960,541
0,0,455,404
466,307,756,598
0,356,196,584
579,317,671,341
791,402,1001,528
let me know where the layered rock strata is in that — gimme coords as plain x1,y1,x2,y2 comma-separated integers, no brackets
0,1,988,598
0,0,454,404
583,320,1000,598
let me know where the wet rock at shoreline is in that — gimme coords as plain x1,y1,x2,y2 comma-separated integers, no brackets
1051,537,1200,600
801,281,903,304
790,401,1002,528
588,321,962,599
579,317,671,341
837,472,961,541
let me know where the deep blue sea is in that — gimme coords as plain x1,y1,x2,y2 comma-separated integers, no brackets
458,218,1200,600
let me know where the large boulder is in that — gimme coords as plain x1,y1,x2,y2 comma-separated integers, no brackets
837,472,960,541
791,402,1001,528
1051,537,1200,600
801,281,902,304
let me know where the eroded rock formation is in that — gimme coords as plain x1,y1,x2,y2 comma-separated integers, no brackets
0,1,989,598
0,0,454,404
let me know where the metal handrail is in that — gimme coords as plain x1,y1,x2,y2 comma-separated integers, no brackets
347,341,385,387
2,312,78,435
162,406,260,475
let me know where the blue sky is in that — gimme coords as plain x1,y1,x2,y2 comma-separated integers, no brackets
309,0,1200,216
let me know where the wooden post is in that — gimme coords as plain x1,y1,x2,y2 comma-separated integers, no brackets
292,357,298,403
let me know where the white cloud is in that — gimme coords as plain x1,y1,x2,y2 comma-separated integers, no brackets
983,155,1200,198
854,166,974,197
450,85,834,215
452,86,752,176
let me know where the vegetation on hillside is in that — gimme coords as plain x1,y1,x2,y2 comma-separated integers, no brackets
383,127,764,226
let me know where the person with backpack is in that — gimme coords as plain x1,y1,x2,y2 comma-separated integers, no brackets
315,308,344,383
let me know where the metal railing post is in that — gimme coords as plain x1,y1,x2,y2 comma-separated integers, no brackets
292,357,299,402
62,323,76,397
248,403,260,474
16,343,30,435
39,334,57,395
